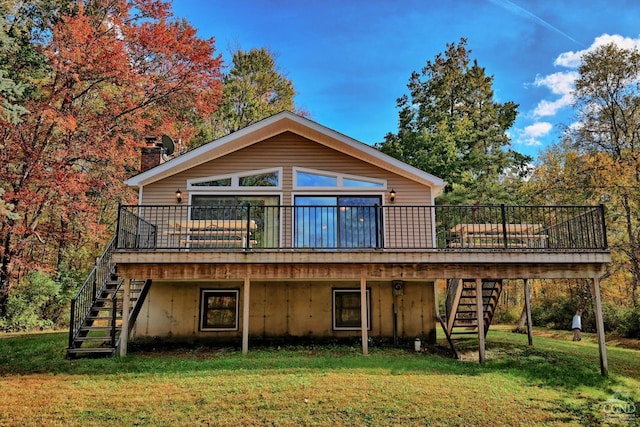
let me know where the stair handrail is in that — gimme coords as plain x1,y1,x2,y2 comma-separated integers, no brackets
68,236,117,349
112,279,152,352
110,279,123,348
445,279,464,334
127,279,152,335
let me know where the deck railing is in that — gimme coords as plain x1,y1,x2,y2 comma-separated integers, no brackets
68,236,117,349
115,204,608,252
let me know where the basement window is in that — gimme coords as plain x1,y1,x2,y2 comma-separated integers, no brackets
332,288,371,330
200,289,239,331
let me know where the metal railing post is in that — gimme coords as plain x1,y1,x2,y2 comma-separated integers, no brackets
68,300,76,348
245,204,252,251
599,204,608,249
375,204,381,249
111,292,118,347
115,203,122,249
92,261,98,299
500,204,508,249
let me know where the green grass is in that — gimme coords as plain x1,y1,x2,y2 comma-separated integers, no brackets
0,329,638,426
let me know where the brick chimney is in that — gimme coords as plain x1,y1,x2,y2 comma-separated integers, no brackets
140,136,161,172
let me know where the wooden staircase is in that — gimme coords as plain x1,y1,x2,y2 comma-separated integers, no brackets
441,279,503,357
67,276,151,358
67,237,151,358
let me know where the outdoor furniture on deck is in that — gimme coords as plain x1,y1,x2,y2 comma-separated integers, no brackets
168,219,257,248
449,223,548,248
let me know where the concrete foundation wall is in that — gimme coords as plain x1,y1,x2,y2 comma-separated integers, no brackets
131,280,436,344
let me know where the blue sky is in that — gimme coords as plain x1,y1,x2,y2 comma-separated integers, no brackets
171,0,640,159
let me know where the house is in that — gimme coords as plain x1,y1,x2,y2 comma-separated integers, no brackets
67,112,611,374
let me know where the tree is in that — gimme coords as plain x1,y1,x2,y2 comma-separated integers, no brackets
0,0,223,315
376,39,530,204
0,1,29,123
192,47,299,146
566,43,640,307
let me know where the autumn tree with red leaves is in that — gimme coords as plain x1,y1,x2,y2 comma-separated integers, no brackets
0,0,222,315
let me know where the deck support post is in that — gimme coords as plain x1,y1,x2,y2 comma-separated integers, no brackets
119,278,131,357
524,279,533,346
361,275,368,355
591,276,608,376
242,276,251,355
476,278,485,363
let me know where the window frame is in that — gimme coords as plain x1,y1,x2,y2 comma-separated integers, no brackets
187,167,283,190
189,194,282,248
199,289,240,331
332,288,372,331
293,167,386,190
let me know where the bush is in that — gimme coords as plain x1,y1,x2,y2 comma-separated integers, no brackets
530,297,577,331
603,304,640,338
0,269,81,332
493,305,520,324
623,307,640,338
530,298,640,339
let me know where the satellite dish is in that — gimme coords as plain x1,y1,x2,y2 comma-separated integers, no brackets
161,135,175,156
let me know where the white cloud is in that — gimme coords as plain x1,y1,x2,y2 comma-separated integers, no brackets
554,34,640,68
520,34,640,148
567,121,583,132
513,121,553,146
534,71,578,95
531,34,640,119
524,122,552,138
532,71,577,117
533,96,572,117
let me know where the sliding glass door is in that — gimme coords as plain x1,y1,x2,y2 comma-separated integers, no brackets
294,196,381,249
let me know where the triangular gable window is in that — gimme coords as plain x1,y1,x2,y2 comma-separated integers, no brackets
293,167,385,189
188,167,282,190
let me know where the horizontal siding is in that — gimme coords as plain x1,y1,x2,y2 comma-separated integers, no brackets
141,132,432,206
138,132,434,247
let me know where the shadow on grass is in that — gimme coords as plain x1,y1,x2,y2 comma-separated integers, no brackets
0,330,626,394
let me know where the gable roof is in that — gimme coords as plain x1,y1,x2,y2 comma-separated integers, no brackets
125,111,445,195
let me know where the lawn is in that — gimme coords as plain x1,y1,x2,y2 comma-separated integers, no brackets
0,328,638,426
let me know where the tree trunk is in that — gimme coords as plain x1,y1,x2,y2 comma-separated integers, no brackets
622,194,640,307
0,234,12,318
512,305,527,333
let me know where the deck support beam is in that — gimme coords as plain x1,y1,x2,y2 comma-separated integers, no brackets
591,276,608,376
476,278,485,364
361,275,368,355
242,276,251,355
119,279,131,357
524,279,534,346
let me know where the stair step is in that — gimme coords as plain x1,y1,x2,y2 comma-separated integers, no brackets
86,316,122,322
67,347,116,355
80,326,121,332
73,336,114,342
454,320,478,326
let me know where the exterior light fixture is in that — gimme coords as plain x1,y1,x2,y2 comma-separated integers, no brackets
389,189,396,202
175,189,182,203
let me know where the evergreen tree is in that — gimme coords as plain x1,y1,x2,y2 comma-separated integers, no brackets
192,47,299,146
377,39,529,204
